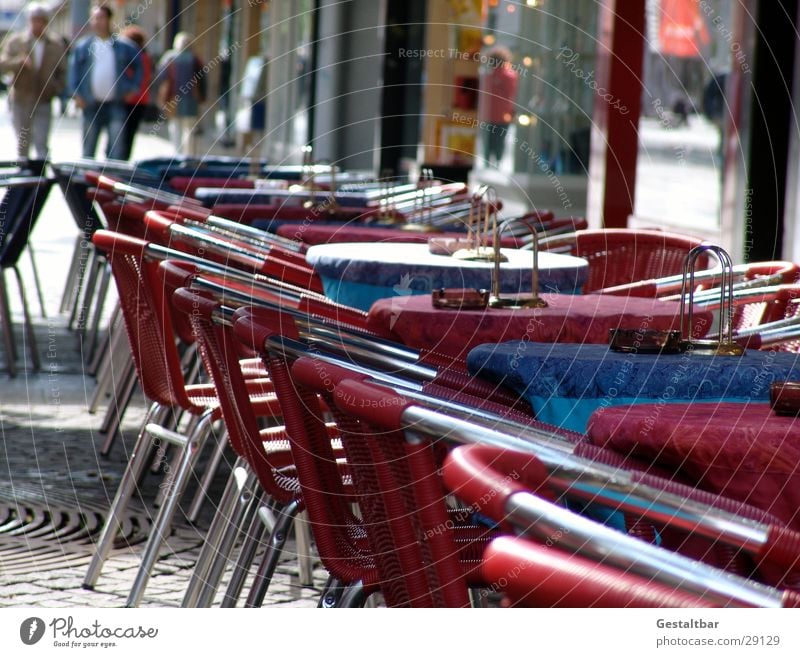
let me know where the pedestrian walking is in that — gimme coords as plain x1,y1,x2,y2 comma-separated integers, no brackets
479,46,518,166
155,32,206,157
0,3,66,159
118,25,153,160
67,5,142,160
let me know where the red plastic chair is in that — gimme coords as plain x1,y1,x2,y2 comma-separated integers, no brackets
233,306,386,606
443,443,800,607
600,260,799,298
539,229,708,293
315,378,800,592
85,230,282,607
736,286,800,352
482,536,716,607
291,356,501,607
169,283,309,607
140,210,325,293
234,308,500,606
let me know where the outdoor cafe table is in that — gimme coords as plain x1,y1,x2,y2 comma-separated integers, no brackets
466,342,800,433
304,242,588,311
587,401,800,530
274,223,523,250
367,293,713,360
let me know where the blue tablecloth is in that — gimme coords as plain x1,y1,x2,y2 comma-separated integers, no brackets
467,342,800,432
305,242,589,311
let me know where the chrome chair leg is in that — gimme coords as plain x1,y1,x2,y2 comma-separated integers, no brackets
83,402,165,589
0,270,17,377
27,244,46,318
60,235,83,314
85,263,111,364
187,426,232,523
295,510,315,587
88,303,120,377
244,499,301,608
13,265,40,372
318,578,366,608
70,248,98,331
182,460,251,607
88,318,127,414
126,413,215,607
220,493,274,608
99,359,138,456
195,468,260,607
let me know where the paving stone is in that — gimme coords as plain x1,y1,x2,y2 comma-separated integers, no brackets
0,583,51,595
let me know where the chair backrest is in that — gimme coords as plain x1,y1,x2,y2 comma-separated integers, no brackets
142,211,325,293
732,285,800,334
762,287,800,352
0,177,54,267
291,355,475,607
169,281,295,503
541,229,708,293
53,168,104,238
91,230,196,410
232,306,382,594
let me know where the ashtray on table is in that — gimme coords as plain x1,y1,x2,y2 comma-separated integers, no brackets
431,288,489,310
608,328,684,354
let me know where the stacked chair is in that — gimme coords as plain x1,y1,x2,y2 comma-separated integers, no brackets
0,161,54,376
46,158,800,607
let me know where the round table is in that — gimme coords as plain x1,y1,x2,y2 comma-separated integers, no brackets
274,223,522,251
367,293,712,360
587,402,800,531
305,242,588,311
467,342,800,432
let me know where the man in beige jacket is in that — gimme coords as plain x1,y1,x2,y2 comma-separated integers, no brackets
0,4,66,159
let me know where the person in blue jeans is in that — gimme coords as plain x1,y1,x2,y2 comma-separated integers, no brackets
67,5,141,160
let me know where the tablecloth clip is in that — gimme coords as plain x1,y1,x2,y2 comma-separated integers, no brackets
679,244,744,356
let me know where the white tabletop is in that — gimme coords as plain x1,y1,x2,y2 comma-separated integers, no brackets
306,242,587,274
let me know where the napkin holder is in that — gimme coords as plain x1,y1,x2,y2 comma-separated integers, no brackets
401,168,443,233
488,213,548,309
609,244,744,356
451,186,503,261
678,245,744,356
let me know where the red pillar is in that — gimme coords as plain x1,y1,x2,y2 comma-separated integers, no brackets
587,0,646,228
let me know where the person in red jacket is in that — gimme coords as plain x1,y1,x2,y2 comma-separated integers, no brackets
480,46,519,166
119,25,153,160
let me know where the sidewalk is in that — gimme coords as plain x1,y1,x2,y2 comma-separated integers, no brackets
0,112,326,607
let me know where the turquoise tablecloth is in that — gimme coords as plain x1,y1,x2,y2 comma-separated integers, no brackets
467,342,800,432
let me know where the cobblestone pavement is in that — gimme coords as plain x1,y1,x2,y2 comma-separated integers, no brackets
0,319,328,609
0,113,328,607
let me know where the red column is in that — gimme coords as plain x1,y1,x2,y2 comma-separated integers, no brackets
587,0,646,228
